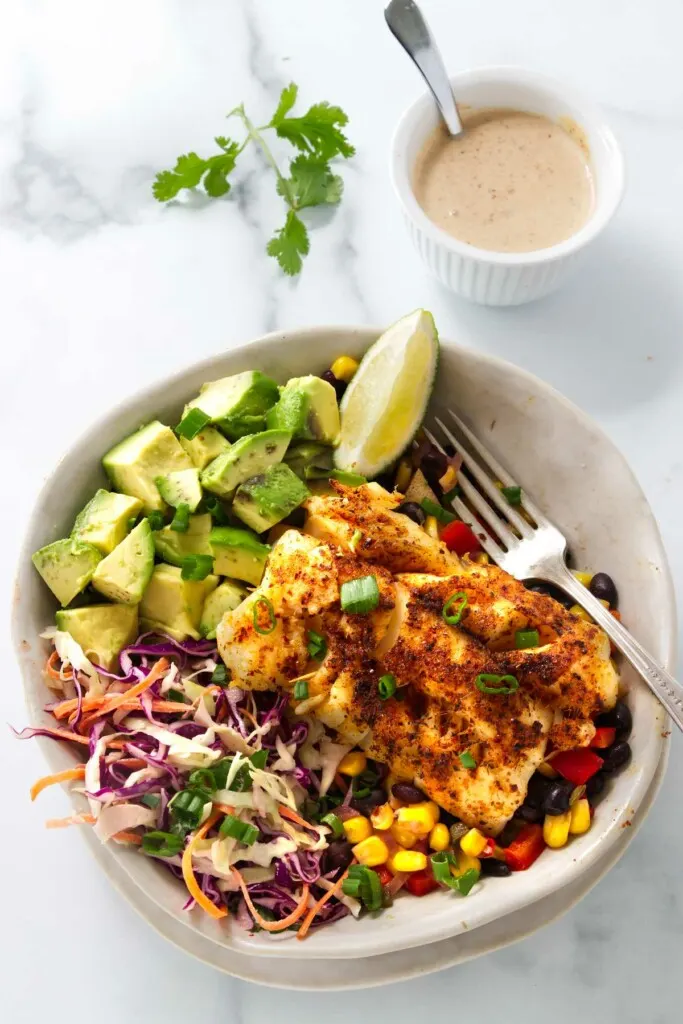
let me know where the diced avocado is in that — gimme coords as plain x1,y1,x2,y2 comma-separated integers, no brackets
200,580,248,638
91,520,155,605
32,539,102,608
103,421,193,512
232,464,309,533
209,526,271,585
266,376,340,444
201,429,291,498
155,468,203,511
186,371,280,440
71,490,143,554
139,618,189,643
285,441,334,481
140,564,218,640
153,513,212,567
55,604,138,671
179,420,231,470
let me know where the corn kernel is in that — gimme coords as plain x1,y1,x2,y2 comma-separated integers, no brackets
352,835,389,867
439,464,458,491
569,798,591,836
388,849,428,873
370,803,394,831
337,751,367,777
537,761,558,779
343,816,372,844
394,458,413,493
471,551,490,565
599,598,610,608
451,849,481,877
424,515,440,540
572,570,593,588
390,822,417,849
569,604,593,623
429,822,450,852
395,804,436,836
543,810,571,848
460,828,488,858
425,801,440,824
330,355,359,384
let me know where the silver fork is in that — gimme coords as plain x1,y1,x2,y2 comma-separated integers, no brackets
426,410,683,733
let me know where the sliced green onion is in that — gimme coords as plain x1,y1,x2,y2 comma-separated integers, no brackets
443,484,463,504
211,663,227,684
167,688,188,702
342,877,362,898
349,528,364,553
147,510,165,531
430,851,455,887
442,591,468,626
253,596,276,635
420,498,457,525
170,502,190,532
475,673,519,695
140,793,160,809
459,751,477,769
378,673,397,700
219,814,256,841
360,867,382,911
515,628,540,649
189,767,217,792
340,574,380,614
501,485,522,506
454,868,479,895
330,469,367,487
202,494,230,525
176,407,211,440
169,789,206,829
181,553,214,581
307,630,327,660
320,812,344,838
141,831,184,857
293,679,309,701
241,823,260,846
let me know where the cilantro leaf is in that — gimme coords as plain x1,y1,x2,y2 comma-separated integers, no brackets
266,210,310,275
203,143,240,197
270,83,298,125
278,155,343,210
271,101,354,161
152,152,207,201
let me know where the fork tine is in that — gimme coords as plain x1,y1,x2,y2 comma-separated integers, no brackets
430,418,533,538
446,408,547,525
451,495,506,563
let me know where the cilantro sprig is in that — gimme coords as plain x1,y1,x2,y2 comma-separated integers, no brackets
152,83,354,275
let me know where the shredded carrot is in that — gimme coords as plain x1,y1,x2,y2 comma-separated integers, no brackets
297,866,352,940
278,804,319,831
64,698,191,726
213,802,236,815
231,866,310,932
181,809,228,920
242,707,260,730
111,830,143,845
109,757,147,769
52,658,171,721
45,650,73,681
30,766,85,801
46,813,96,829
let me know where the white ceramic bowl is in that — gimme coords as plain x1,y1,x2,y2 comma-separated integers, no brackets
12,325,673,962
391,67,625,305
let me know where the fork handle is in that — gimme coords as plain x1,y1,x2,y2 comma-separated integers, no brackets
549,566,683,733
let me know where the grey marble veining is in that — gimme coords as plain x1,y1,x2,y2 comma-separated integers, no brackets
2,0,682,1021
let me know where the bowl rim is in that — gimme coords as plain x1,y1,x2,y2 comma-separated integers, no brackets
390,64,626,267
12,323,675,960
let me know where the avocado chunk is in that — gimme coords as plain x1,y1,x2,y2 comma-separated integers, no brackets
179,422,231,470
285,441,334,481
209,526,270,585
201,429,291,499
32,539,102,608
55,604,139,671
266,376,340,444
187,371,279,440
91,520,155,605
155,468,203,511
140,564,218,640
232,464,309,534
71,490,143,555
153,513,212,567
200,580,248,638
103,421,193,512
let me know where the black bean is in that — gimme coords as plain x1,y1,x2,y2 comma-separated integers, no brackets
586,771,606,800
396,501,426,526
350,787,386,816
589,572,618,608
321,840,353,875
542,780,574,816
514,803,543,823
480,858,512,877
320,369,346,402
391,782,425,804
600,740,632,774
597,700,632,740
367,759,389,782
421,445,448,487
375,472,395,492
525,773,553,808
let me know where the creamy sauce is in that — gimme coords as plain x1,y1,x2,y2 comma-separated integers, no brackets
413,107,595,253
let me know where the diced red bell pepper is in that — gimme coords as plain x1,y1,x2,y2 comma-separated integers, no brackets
440,520,482,557
590,726,616,749
552,747,604,785
479,837,497,858
504,824,546,871
375,865,393,887
404,869,440,897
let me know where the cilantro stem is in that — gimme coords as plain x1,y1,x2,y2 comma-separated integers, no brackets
231,106,289,198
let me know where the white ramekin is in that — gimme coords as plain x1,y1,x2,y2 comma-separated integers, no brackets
391,66,625,306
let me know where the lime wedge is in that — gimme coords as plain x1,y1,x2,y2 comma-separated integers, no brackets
334,309,439,477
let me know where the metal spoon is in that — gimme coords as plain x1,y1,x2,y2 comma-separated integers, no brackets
385,0,463,137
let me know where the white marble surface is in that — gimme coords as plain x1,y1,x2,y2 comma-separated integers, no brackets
2,0,682,1019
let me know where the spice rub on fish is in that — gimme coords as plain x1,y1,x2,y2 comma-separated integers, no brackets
217,483,619,834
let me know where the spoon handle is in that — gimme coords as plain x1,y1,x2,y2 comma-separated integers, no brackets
385,0,463,137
